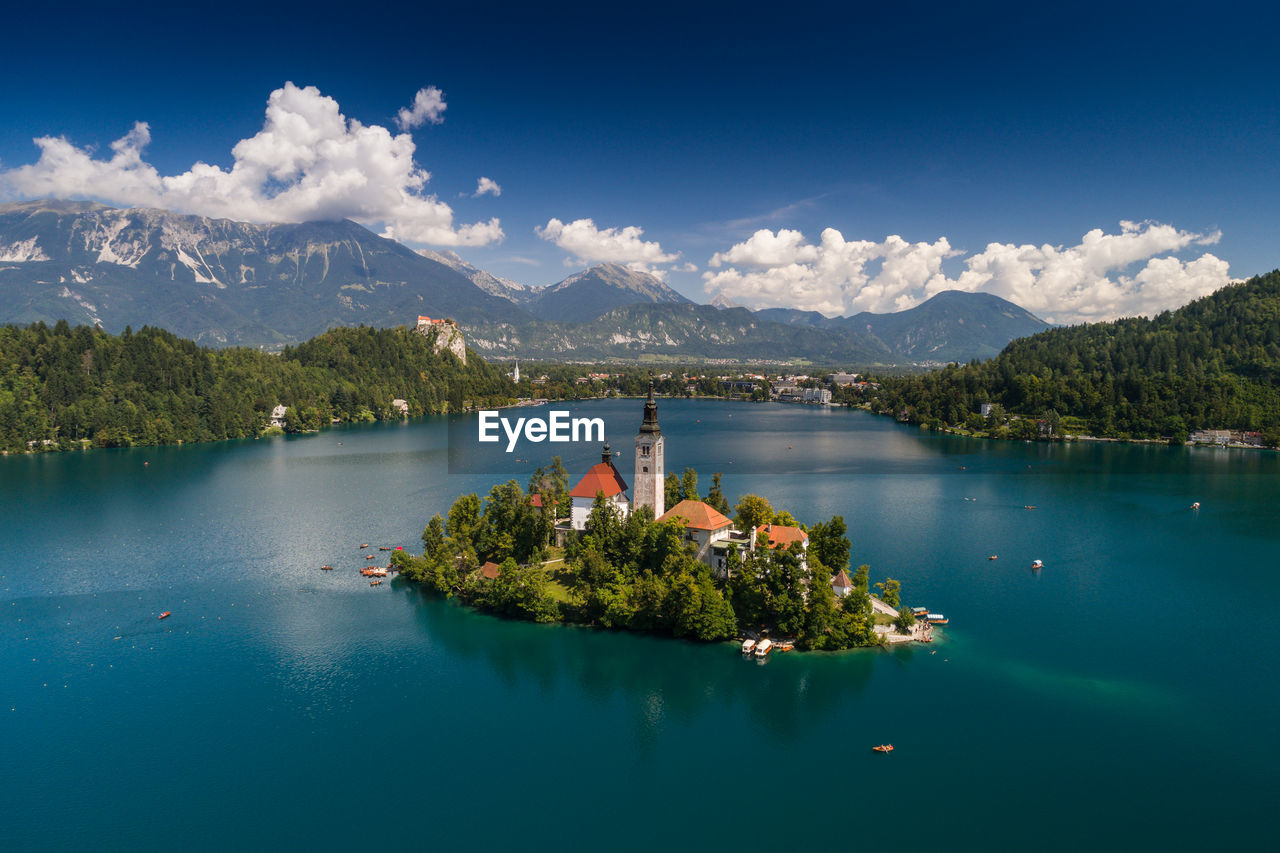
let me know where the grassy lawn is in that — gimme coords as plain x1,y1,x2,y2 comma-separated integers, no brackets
544,561,576,604
872,612,895,626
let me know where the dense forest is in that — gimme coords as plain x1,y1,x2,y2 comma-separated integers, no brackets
395,463,908,650
0,321,513,452
859,270,1280,444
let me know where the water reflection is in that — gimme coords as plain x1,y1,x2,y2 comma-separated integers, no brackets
396,581,880,742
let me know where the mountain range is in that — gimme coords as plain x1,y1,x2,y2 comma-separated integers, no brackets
0,200,1049,362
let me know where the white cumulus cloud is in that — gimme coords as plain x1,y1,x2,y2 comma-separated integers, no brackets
473,177,501,197
395,86,447,130
703,221,1231,323
0,82,502,247
536,217,680,278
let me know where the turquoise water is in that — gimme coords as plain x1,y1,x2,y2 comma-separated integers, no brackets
2,400,1277,850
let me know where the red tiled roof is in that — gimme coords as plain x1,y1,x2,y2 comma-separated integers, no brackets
569,462,628,499
530,493,558,508
755,523,809,549
831,568,853,589
479,561,501,580
658,500,732,531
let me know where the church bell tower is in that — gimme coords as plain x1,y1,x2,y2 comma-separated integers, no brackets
634,382,664,518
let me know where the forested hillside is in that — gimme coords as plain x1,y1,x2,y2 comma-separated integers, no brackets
0,322,511,451
863,271,1280,443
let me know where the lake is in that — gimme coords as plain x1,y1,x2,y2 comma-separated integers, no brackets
2,399,1277,851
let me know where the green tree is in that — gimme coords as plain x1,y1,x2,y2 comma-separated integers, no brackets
808,515,851,571
705,472,730,514
734,494,774,537
664,472,682,508
679,467,699,502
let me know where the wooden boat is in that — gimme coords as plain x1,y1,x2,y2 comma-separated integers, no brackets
379,546,391,551
1190,502,1200,510
370,579,383,586
1024,505,1037,510
365,554,376,560
321,565,334,571
159,611,171,620
359,543,370,549
1031,559,1043,569
872,744,894,753
912,607,929,617
754,638,773,658
741,639,757,655
988,555,998,560
926,614,948,624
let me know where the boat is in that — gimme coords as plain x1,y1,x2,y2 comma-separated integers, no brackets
911,607,929,617
1191,502,1200,510
159,611,171,620
988,555,998,560
754,638,773,658
379,546,391,551
1031,559,1044,569
926,613,948,624
321,565,334,570
370,579,383,586
741,639,757,655
1024,505,1037,510
365,554,376,560
872,744,894,753
360,543,369,549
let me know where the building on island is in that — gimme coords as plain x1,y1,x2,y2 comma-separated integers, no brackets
568,444,630,531
634,383,665,518
658,499,739,576
269,404,287,428
753,523,809,565
391,398,409,416
831,567,854,597
559,387,772,579
479,561,502,580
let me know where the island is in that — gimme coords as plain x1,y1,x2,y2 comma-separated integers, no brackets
393,387,927,651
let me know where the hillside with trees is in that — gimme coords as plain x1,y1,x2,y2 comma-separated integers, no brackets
0,321,511,451
860,270,1280,444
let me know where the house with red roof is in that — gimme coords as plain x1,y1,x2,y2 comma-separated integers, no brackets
830,567,853,597
752,523,809,568
658,499,747,576
568,444,630,531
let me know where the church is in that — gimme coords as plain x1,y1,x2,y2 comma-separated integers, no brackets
561,387,808,578
566,383,665,531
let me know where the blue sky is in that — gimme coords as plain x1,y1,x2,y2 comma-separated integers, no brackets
2,0,1277,322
